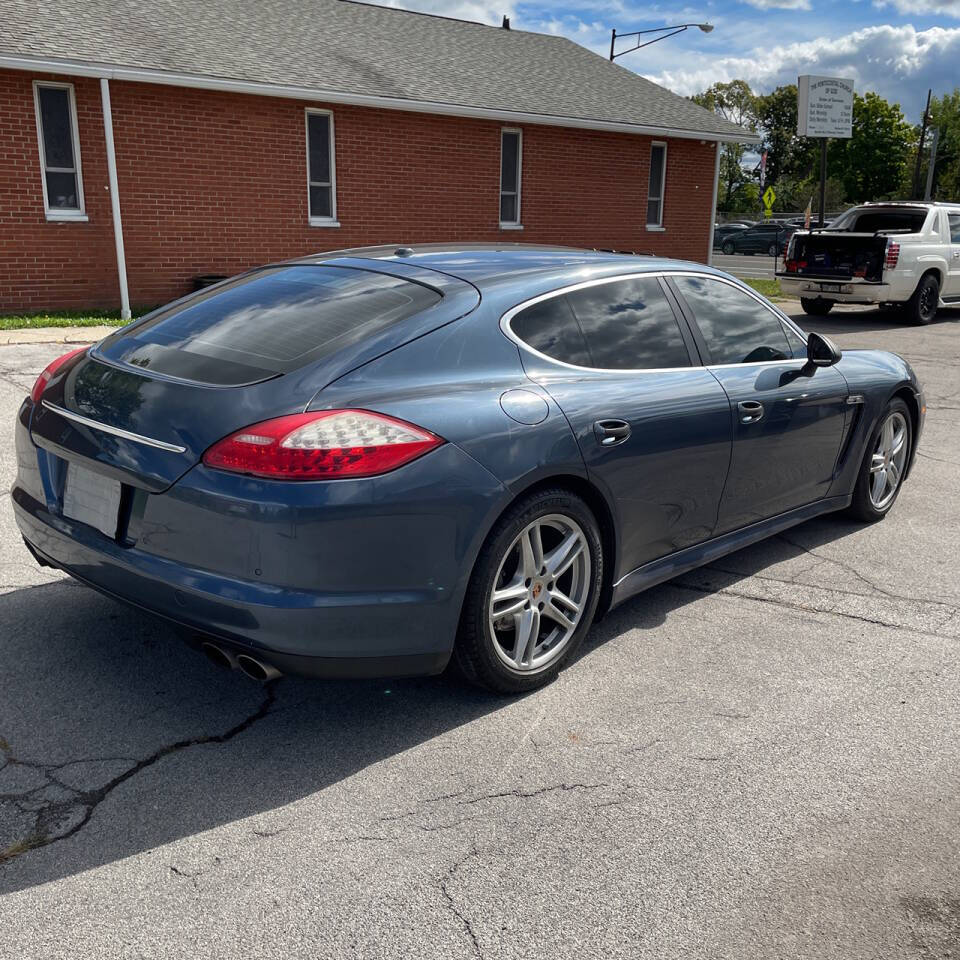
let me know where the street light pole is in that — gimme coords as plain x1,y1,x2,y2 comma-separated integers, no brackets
609,23,714,61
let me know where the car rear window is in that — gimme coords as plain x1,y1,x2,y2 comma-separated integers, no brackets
109,265,442,385
829,209,928,233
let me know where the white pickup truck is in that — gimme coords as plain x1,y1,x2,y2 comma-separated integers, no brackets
779,201,960,324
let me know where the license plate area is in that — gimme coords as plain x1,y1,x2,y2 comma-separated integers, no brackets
63,462,123,539
820,283,842,293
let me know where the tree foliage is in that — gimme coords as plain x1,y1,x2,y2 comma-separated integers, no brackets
925,89,960,201
691,80,758,209
695,78,937,212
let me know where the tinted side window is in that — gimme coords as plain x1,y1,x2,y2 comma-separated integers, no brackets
511,296,591,367
673,276,791,365
950,213,960,244
566,277,690,370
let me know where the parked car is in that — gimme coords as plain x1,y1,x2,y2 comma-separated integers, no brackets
720,222,797,256
780,201,960,324
712,223,749,250
13,246,924,693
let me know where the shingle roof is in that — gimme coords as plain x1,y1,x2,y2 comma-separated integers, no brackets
0,0,756,142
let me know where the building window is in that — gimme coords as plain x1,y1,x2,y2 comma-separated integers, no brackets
33,82,85,220
500,128,522,227
305,109,338,226
647,142,667,228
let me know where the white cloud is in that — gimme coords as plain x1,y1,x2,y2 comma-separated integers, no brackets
368,0,511,25
738,0,811,9
875,0,960,15
647,24,960,117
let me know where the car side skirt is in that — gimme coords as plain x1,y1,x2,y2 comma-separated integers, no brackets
611,495,851,607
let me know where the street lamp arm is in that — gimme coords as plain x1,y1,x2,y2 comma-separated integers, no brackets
610,23,714,60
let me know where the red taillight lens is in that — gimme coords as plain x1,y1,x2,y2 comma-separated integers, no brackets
30,347,88,405
202,409,444,480
885,240,900,269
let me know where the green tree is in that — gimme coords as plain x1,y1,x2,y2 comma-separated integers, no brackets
925,89,960,201
691,80,758,208
829,92,915,203
755,84,817,185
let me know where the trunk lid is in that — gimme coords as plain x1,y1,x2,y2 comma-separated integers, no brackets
30,260,479,492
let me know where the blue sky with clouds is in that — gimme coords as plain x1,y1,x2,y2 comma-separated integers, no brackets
370,0,960,121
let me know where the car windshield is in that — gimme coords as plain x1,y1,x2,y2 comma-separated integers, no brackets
828,208,929,233
106,265,442,385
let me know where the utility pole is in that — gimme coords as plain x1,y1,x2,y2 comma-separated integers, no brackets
818,139,827,227
924,127,939,200
912,89,932,200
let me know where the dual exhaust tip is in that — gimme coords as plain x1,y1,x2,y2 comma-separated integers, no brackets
201,641,281,682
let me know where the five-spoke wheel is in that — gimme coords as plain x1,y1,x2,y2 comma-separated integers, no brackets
868,411,908,511
488,515,590,672
455,489,602,693
849,398,912,521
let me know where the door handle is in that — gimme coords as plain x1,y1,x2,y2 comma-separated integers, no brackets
593,419,631,446
737,400,764,424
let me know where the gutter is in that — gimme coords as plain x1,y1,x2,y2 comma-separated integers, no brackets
0,53,760,144
708,143,721,266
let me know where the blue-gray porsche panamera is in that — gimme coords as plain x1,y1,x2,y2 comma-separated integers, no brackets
13,245,924,693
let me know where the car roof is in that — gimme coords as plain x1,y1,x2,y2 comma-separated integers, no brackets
295,243,724,288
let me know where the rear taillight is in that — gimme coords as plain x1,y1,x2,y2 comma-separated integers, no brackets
885,240,900,269
202,409,444,480
30,347,87,405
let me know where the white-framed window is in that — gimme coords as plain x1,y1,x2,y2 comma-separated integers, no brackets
305,108,339,226
646,141,667,229
500,128,522,228
33,81,86,221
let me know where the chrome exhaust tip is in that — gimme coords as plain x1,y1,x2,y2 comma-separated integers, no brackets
236,654,282,682
201,642,238,671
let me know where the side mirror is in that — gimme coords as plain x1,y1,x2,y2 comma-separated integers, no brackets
806,331,842,367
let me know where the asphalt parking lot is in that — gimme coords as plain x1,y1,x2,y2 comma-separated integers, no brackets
712,252,780,278
1,305,959,959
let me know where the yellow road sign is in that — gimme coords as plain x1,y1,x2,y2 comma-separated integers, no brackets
763,186,776,209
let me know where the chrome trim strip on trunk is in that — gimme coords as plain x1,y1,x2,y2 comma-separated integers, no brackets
40,400,188,453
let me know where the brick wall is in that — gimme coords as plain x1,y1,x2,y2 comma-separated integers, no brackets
0,68,718,312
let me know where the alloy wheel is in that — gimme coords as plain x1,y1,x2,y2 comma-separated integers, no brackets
869,411,909,510
488,514,590,672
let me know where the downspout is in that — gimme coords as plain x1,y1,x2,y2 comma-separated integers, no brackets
99,78,131,320
707,141,721,266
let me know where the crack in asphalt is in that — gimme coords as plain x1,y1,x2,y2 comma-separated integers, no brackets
0,682,277,866
704,559,960,622
458,782,606,806
438,845,483,960
674,580,956,640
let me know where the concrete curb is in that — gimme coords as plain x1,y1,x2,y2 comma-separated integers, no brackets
0,325,117,346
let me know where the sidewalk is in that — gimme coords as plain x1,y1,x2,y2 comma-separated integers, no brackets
0,325,117,346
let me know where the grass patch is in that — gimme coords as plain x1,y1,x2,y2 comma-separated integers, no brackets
741,278,784,300
0,308,148,330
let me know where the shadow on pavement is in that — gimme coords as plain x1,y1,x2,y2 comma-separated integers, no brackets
0,512,860,895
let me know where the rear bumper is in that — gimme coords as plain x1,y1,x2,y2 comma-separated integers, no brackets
778,276,894,304
12,405,507,678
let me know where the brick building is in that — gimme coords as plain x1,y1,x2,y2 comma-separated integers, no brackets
0,0,753,315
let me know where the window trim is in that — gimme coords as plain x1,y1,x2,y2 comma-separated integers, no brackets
646,140,667,230
305,107,339,227
33,80,87,221
500,270,808,374
499,127,523,229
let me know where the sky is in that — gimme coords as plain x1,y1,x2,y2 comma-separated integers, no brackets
367,0,960,121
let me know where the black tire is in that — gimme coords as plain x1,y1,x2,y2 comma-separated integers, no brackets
847,398,912,523
905,273,939,325
800,297,834,316
722,241,735,255
454,488,603,694
767,242,778,257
